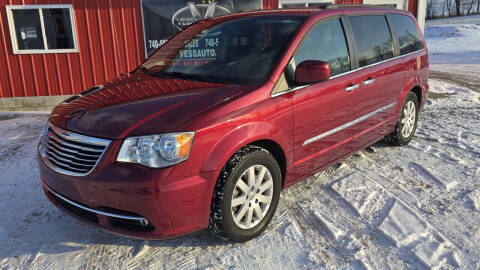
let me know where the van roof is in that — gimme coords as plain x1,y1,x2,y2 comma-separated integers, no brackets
210,5,409,21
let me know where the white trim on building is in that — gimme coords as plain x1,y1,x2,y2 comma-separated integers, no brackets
363,0,406,9
416,0,426,31
5,4,79,54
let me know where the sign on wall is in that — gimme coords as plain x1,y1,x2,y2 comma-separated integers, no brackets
141,0,262,57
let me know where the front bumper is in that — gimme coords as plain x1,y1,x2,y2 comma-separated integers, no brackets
38,151,212,239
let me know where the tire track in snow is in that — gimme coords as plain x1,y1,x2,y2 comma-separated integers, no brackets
429,70,480,93
280,170,376,269
318,168,428,269
408,162,458,190
285,168,424,269
346,150,470,268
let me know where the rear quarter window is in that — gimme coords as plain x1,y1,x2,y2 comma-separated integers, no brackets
349,15,394,67
388,14,424,55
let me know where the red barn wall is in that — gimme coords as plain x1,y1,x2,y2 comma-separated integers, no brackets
408,0,418,16
0,0,144,98
263,0,279,9
0,0,419,99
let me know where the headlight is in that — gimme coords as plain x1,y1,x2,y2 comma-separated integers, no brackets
117,132,195,168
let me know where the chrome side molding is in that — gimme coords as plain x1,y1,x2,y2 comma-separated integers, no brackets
302,102,397,146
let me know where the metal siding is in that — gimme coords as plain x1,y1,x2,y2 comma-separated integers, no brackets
263,0,279,9
0,0,144,98
1,0,412,98
408,0,418,16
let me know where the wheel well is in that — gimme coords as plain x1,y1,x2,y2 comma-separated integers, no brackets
248,140,286,186
411,86,422,106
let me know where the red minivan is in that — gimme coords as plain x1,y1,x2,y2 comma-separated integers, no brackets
38,6,428,242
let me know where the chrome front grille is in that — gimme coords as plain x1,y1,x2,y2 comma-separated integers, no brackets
40,124,111,176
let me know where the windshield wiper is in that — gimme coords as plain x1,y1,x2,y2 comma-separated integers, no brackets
130,66,152,75
133,68,221,83
132,67,178,79
159,71,220,83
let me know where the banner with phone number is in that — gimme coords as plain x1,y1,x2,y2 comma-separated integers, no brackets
141,0,262,57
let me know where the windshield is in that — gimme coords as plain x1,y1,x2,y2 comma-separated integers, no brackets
141,15,306,85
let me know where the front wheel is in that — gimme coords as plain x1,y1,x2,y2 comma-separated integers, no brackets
387,91,419,146
209,145,282,242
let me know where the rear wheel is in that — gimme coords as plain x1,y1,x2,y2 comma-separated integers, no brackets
387,92,419,146
209,145,281,242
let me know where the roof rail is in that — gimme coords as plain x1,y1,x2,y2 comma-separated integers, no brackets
325,4,397,10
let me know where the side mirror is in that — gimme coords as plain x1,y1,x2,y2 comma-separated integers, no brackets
295,60,330,85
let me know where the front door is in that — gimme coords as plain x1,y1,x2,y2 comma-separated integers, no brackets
291,17,364,178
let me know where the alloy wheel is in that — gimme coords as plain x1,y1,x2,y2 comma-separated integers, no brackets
231,165,274,229
401,100,416,138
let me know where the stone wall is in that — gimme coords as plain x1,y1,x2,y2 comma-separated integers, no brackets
0,96,70,112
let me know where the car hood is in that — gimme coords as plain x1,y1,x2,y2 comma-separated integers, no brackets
49,73,257,139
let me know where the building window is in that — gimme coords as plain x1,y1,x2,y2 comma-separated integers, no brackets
6,5,78,54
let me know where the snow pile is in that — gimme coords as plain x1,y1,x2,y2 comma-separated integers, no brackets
425,15,480,93
425,24,480,39
425,22,480,64
426,14,480,26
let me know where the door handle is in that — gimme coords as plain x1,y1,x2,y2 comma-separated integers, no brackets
344,84,359,92
363,78,376,85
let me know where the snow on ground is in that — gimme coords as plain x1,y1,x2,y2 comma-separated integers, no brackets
426,14,480,26
425,15,480,92
1,17,480,270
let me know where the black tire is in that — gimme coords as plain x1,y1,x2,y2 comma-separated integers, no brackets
386,91,419,146
209,145,282,242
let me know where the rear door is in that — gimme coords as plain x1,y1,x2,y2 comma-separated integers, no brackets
342,15,404,145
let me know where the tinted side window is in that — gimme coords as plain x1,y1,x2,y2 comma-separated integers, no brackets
349,16,394,67
388,14,424,55
293,19,351,77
